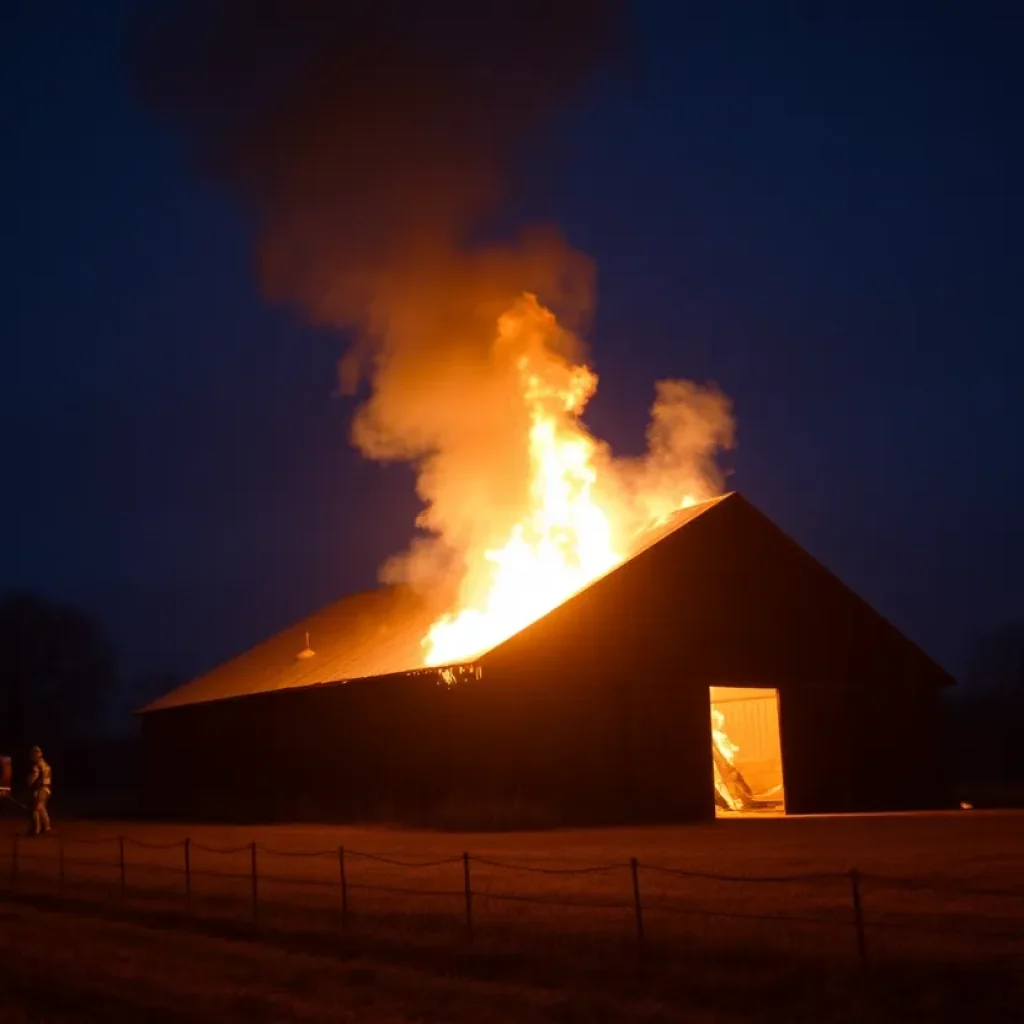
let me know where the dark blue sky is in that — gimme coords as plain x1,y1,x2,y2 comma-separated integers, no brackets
3,1,1022,705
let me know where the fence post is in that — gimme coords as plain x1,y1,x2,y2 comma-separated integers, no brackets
184,838,191,911
11,833,18,889
58,836,65,897
338,846,348,928
462,852,473,939
848,867,867,963
630,857,645,952
118,836,126,901
250,842,259,925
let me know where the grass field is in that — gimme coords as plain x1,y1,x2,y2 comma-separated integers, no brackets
1,811,1022,1020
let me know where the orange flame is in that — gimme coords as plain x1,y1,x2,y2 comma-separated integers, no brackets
422,294,730,666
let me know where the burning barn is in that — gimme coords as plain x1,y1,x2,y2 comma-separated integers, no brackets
135,1,951,826
140,492,953,824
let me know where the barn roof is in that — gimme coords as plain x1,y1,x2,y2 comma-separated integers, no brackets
140,491,953,713
139,495,728,712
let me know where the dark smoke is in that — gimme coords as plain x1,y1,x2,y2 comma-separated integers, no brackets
132,3,733,628
133,0,628,349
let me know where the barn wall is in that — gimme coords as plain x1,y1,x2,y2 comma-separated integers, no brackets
623,677,712,821
142,665,660,825
476,493,953,818
481,630,715,823
778,681,951,814
143,663,949,823
142,677,456,823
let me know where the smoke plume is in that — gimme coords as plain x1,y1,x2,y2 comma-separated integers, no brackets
135,1,734,614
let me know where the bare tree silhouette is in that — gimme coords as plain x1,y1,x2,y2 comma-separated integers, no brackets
0,591,119,753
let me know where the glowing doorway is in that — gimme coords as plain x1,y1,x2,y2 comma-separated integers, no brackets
710,686,786,816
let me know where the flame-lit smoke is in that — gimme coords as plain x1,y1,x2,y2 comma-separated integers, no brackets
134,0,735,665
414,294,734,664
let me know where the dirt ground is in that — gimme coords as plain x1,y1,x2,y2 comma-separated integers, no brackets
0,811,1022,1021
2,896,1020,1024
3,807,1020,877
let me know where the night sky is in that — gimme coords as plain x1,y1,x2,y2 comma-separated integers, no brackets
3,2,1022,713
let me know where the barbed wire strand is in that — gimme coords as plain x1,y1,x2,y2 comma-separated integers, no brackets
650,902,849,927
345,851,464,868
480,891,632,910
190,842,253,855
641,864,844,884
257,846,336,859
249,873,338,890
863,873,1024,899
473,856,625,875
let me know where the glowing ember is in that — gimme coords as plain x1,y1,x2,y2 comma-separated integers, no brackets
422,294,724,665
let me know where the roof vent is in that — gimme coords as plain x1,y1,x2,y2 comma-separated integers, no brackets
296,631,315,660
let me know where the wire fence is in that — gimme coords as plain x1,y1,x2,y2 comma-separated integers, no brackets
3,830,1023,964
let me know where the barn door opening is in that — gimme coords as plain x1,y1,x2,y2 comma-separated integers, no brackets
709,686,786,816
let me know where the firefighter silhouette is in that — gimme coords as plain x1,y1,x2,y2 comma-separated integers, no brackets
26,746,52,836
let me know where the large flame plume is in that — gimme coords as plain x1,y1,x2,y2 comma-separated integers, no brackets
400,293,734,666
133,1,734,663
